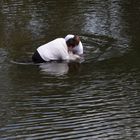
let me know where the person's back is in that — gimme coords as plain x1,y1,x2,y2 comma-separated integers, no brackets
37,38,69,61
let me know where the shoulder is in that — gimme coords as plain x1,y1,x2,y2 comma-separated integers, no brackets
73,41,83,55
76,41,83,49
65,34,74,41
49,38,65,45
52,38,67,48
54,38,65,42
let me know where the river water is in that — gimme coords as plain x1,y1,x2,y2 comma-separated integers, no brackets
0,0,140,139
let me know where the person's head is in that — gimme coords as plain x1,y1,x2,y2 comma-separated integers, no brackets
66,35,80,50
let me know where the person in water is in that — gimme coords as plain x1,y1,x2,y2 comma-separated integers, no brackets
64,34,83,56
32,35,83,63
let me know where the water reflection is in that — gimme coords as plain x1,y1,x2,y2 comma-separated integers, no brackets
0,0,131,46
39,62,81,76
1,0,140,140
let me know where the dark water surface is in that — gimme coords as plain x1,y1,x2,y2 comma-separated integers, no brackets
0,0,140,139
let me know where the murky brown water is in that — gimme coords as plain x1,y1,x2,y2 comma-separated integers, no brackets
0,0,140,139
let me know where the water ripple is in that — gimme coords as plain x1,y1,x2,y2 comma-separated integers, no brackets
1,85,140,139
1,0,140,140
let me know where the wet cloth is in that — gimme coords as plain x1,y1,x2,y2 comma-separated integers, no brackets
32,38,70,63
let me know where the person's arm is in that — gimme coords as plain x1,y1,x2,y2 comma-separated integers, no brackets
68,51,81,61
72,41,83,56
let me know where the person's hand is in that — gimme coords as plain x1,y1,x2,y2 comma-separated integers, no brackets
69,52,81,61
73,54,80,60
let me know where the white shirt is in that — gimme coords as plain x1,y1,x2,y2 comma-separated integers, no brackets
37,38,69,61
65,34,83,55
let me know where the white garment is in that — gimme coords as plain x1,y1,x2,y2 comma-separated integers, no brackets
37,38,69,61
37,38,80,62
65,34,83,55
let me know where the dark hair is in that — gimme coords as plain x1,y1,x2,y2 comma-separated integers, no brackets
66,35,80,48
